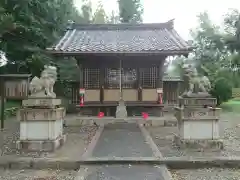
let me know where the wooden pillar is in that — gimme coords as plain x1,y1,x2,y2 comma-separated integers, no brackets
119,58,123,100
0,77,5,129
137,67,142,101
76,58,83,88
156,59,164,104
100,63,104,104
157,58,165,116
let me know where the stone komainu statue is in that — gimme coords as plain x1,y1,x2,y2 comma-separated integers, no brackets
29,65,57,98
182,64,211,97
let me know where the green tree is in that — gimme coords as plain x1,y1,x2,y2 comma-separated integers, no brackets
190,12,227,74
80,0,92,23
211,77,232,105
0,0,90,78
92,1,107,23
118,0,143,23
0,6,15,38
224,9,240,53
107,10,120,24
170,11,235,104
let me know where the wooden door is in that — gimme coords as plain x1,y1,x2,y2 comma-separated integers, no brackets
140,67,158,102
103,68,138,103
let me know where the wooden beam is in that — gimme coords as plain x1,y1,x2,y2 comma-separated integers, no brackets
46,50,192,56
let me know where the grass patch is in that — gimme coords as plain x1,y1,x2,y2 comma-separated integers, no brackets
0,100,21,118
5,100,21,109
220,99,240,112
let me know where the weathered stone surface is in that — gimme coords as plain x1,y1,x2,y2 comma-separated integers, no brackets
17,107,65,121
92,123,154,157
115,100,127,118
29,65,57,98
175,96,222,142
181,64,211,97
18,96,66,152
175,106,221,140
178,97,217,107
16,134,66,152
83,165,166,180
173,134,224,150
22,98,61,108
19,119,63,140
175,107,221,121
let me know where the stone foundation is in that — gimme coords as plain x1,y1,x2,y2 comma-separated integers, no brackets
22,98,61,108
174,96,223,150
16,135,66,152
173,134,224,150
17,98,66,152
17,107,65,121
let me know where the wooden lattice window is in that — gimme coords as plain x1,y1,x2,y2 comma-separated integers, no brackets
105,68,137,89
84,68,100,89
122,68,137,88
140,67,158,88
105,68,120,88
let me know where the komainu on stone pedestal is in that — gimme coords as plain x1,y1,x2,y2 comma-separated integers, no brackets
29,65,57,98
181,64,211,98
174,64,223,150
16,65,66,152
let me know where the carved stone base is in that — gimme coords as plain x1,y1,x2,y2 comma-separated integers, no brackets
173,135,224,150
17,107,65,121
178,97,217,108
16,135,66,152
28,91,56,99
22,98,61,108
181,92,211,98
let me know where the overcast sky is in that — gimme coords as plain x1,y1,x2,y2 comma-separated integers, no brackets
74,0,240,40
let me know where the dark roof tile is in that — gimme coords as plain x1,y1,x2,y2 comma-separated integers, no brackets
47,20,192,54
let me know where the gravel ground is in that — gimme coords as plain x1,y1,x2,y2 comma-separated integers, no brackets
171,168,240,180
0,117,98,159
147,112,240,157
0,169,77,180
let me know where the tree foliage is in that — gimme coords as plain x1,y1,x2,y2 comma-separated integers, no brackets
92,1,107,24
118,0,143,23
0,0,89,77
169,10,240,104
210,77,232,105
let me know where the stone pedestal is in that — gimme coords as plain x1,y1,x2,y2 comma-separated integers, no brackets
16,98,66,152
179,97,217,108
174,97,223,149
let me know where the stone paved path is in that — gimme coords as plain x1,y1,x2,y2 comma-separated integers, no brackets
80,165,165,180
91,122,154,157
86,123,167,179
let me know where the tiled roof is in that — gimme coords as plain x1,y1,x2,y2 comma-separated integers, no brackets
47,20,192,54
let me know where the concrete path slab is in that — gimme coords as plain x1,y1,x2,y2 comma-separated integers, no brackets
77,165,169,180
91,123,154,158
